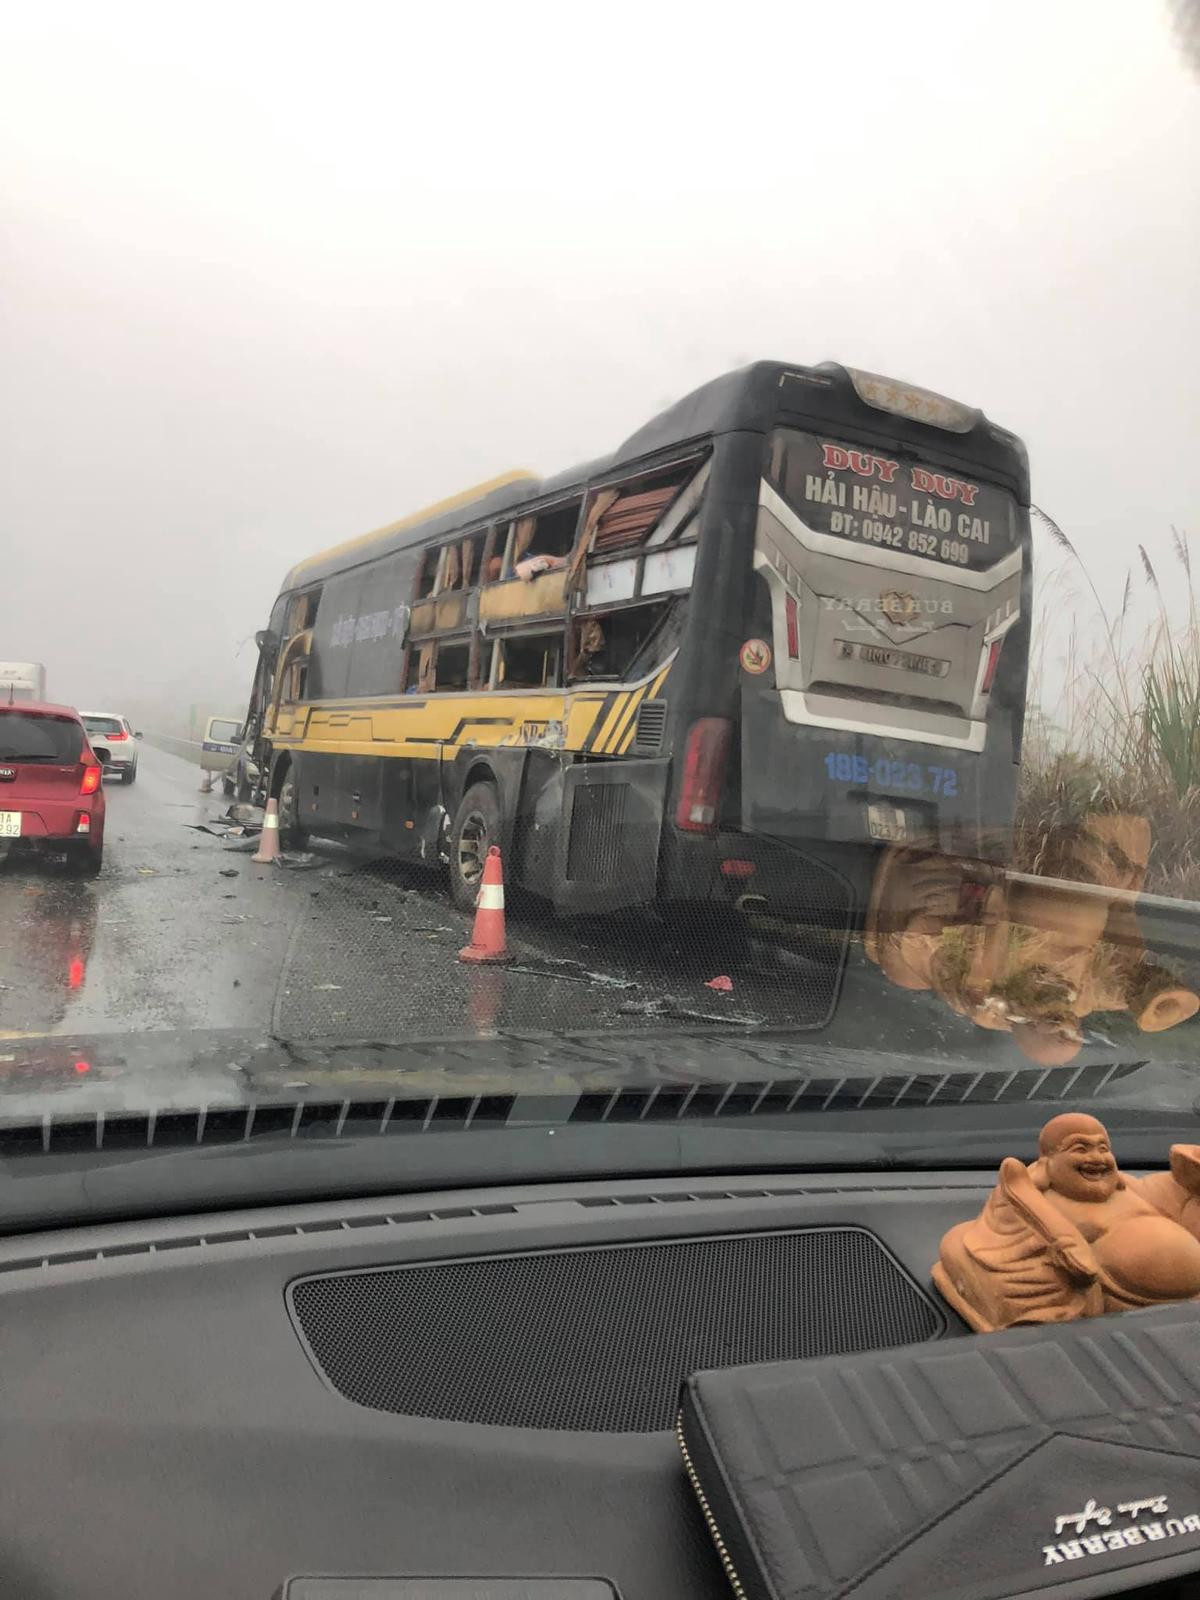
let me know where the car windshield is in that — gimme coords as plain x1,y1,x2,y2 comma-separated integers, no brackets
0,712,82,763
2,4,1199,1218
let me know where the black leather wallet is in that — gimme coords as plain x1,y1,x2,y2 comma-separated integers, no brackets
678,1301,1200,1600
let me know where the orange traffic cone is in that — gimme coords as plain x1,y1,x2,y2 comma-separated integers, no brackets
199,769,213,794
252,797,281,864
458,846,512,964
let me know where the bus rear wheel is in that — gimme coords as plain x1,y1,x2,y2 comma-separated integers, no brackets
276,765,305,851
449,782,501,913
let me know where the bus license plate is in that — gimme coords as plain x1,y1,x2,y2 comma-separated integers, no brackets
837,640,949,678
0,812,21,838
868,802,907,842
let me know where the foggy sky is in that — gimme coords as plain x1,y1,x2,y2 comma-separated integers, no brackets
2,1,1198,730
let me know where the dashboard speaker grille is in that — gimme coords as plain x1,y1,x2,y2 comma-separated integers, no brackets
289,1226,941,1432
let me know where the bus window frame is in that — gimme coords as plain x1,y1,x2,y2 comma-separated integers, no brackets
568,450,708,641
498,520,517,580
394,462,702,703
431,636,472,693
492,628,564,691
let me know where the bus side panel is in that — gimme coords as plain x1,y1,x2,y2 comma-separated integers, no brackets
380,750,443,864
553,759,670,915
288,749,339,835
336,751,384,835
511,750,569,901
654,431,763,906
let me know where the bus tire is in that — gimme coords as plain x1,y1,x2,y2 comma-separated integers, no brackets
276,762,306,851
448,781,502,913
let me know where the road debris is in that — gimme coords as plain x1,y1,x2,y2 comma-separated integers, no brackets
226,803,265,826
705,974,734,992
219,868,239,879
617,995,764,1027
506,957,637,990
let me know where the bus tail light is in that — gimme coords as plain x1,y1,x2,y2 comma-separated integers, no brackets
785,594,800,658
981,638,1004,694
676,718,731,833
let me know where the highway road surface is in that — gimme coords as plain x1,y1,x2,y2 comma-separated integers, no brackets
0,744,1193,1121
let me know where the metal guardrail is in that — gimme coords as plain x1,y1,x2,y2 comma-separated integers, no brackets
1004,868,1200,920
142,731,205,756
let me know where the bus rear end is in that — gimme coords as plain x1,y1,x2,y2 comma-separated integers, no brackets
665,364,1031,923
741,366,1030,868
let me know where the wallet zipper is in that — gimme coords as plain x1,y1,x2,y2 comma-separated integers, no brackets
676,1409,751,1600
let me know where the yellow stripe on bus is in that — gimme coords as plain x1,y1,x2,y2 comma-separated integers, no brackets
599,685,649,754
268,660,676,762
591,692,634,754
614,663,673,753
566,693,610,749
592,653,679,754
614,665,672,758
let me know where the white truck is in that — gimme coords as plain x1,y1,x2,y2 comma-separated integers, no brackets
0,662,47,704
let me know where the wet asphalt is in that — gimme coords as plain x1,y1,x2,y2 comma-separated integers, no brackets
0,744,849,1052
0,745,1194,1116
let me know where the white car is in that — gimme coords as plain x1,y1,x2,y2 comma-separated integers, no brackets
80,712,142,784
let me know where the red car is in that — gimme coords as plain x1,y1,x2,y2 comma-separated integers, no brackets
0,702,107,876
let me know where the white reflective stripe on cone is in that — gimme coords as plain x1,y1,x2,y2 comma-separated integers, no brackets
477,884,505,910
263,814,279,829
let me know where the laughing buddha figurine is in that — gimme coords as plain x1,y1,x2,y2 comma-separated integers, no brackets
934,1113,1200,1332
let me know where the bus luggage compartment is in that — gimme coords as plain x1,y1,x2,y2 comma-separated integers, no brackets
553,758,669,915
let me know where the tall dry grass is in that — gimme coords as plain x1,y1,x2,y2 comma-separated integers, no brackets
1015,518,1200,899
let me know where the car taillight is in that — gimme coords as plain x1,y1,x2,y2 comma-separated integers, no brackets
980,637,1004,694
675,717,731,833
80,763,102,795
107,729,128,741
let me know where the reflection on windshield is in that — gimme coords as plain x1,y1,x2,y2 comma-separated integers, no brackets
865,819,1199,1064
2,2,1198,1175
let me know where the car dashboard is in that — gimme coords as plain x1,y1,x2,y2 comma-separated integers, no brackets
0,1170,1189,1599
